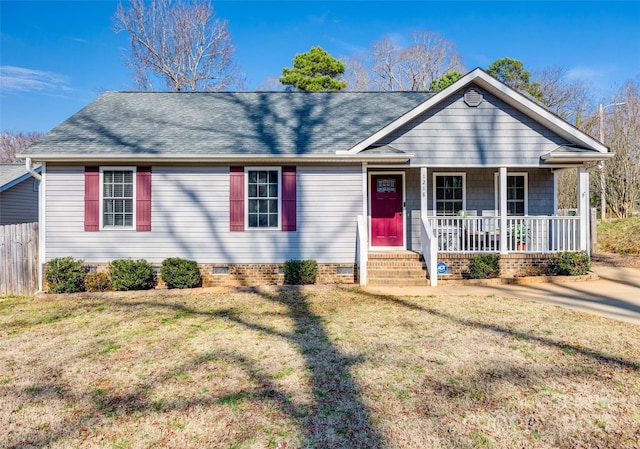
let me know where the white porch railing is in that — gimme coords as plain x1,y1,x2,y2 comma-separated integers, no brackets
356,215,368,285
420,212,439,286
427,215,581,253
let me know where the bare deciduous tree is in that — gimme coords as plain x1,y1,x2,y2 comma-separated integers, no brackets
114,0,242,91
534,66,592,124
344,30,464,91
0,132,43,164
341,55,370,91
594,80,640,218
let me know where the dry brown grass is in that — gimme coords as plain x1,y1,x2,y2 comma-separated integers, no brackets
1,288,639,448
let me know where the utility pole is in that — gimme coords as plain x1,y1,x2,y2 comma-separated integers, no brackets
599,103,606,221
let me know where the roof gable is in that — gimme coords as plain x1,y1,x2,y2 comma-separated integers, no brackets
344,68,608,155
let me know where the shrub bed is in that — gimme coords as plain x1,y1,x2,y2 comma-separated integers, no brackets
549,251,591,276
45,257,86,293
160,258,201,289
283,259,318,285
84,272,111,292
108,259,156,291
468,254,501,279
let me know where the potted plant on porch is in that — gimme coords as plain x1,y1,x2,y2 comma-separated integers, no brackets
510,222,529,251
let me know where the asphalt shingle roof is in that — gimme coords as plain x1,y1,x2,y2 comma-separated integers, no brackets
22,91,435,157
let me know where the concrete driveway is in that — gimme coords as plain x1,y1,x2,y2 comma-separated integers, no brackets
365,266,640,324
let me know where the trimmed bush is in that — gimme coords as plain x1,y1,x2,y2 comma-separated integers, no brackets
283,259,318,285
45,257,85,293
468,254,501,279
108,259,156,291
84,272,111,292
549,251,591,276
161,258,201,289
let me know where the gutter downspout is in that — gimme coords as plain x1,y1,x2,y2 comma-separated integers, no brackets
25,158,42,181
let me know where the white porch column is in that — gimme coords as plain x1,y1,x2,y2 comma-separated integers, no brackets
499,167,508,254
420,167,428,213
553,170,559,215
362,162,368,223
578,167,590,251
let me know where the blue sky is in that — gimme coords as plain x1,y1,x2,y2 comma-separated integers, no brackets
1,0,639,133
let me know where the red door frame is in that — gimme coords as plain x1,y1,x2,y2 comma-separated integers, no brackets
369,172,405,248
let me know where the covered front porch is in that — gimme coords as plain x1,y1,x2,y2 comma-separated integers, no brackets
357,166,593,286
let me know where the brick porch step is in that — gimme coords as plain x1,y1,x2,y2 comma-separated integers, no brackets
367,252,431,286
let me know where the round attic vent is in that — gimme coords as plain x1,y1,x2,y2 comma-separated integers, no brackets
464,89,483,107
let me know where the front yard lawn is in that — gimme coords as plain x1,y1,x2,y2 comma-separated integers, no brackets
1,288,639,448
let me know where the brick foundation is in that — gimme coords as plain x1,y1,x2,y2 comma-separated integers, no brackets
44,262,358,291
200,263,358,287
436,253,556,280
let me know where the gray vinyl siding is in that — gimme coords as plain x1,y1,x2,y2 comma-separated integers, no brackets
383,85,570,167
44,164,362,264
0,178,39,225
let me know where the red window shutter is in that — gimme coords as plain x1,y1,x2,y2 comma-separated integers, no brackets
136,167,152,231
282,166,296,232
84,166,100,231
230,166,244,232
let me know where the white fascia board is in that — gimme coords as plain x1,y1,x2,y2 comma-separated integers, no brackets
16,152,414,164
541,152,614,163
342,67,609,156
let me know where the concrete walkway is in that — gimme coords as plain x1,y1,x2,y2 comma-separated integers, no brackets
364,266,640,324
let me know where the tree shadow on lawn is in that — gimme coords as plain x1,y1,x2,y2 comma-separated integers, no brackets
5,289,386,449
362,290,640,372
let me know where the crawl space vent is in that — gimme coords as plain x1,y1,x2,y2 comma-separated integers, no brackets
464,89,483,107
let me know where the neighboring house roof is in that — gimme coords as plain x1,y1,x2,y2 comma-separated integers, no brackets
18,68,609,164
20,91,433,161
0,164,41,193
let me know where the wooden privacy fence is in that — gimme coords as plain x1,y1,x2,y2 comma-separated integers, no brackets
0,222,39,296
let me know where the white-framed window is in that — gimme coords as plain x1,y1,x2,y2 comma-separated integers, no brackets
494,172,528,216
246,167,281,229
433,173,466,215
101,167,135,229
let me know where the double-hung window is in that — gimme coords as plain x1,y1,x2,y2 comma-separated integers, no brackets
102,168,134,228
246,168,280,229
434,173,465,215
494,173,528,216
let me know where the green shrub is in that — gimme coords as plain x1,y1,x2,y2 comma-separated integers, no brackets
549,251,591,276
283,259,318,285
45,257,85,293
468,254,501,279
160,258,201,289
108,259,156,291
84,272,111,292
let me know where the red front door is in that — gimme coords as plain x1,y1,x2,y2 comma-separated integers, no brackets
371,174,403,247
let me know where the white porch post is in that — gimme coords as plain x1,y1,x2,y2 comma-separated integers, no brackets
420,167,428,214
578,167,590,252
499,167,508,254
358,162,369,286
362,163,368,225
553,170,559,215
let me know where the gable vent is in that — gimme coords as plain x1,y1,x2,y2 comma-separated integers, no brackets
464,89,483,107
